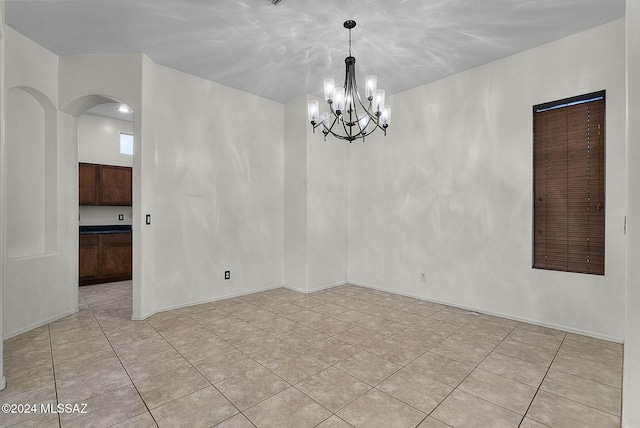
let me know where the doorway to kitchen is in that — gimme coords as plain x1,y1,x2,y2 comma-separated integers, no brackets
78,101,134,315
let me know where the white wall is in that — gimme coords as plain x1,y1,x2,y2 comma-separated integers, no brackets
283,96,309,291
2,26,78,338
623,1,640,426
348,19,627,341
0,0,6,390
78,113,133,167
6,88,46,257
306,111,348,291
79,206,133,227
283,95,349,292
139,59,284,315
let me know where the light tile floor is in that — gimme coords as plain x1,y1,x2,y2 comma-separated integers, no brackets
1,282,623,427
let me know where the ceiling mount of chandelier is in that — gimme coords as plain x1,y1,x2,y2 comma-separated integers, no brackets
308,20,391,142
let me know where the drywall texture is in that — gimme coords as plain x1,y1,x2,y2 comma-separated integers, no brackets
78,113,133,167
306,114,348,291
3,26,77,337
283,95,349,292
623,2,640,426
283,95,309,291
139,60,284,314
348,19,627,341
1,0,6,390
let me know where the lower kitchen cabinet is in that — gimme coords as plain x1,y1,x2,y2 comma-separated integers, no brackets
79,233,132,285
79,235,100,280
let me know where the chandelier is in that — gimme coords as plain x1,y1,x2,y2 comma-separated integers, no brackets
307,20,391,142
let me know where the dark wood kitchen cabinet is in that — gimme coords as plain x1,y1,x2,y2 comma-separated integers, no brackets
79,233,132,285
79,235,100,281
79,163,99,205
99,165,132,205
101,234,133,278
79,163,132,206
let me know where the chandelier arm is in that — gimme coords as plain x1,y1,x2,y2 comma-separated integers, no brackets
325,114,340,134
326,113,357,142
325,114,357,142
350,102,368,138
311,121,323,133
352,98,374,134
340,115,354,140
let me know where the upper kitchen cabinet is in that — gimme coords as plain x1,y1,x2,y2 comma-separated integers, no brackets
79,162,99,205
99,165,132,205
79,163,132,206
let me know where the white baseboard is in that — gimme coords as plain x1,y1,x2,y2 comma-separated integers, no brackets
134,280,350,320
132,283,284,321
347,280,624,344
3,307,79,340
284,280,348,294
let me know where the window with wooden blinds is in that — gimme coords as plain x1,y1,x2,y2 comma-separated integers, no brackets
533,91,605,275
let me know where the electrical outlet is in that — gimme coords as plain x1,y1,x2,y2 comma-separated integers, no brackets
118,214,124,221
224,271,230,280
146,214,151,225
421,273,426,282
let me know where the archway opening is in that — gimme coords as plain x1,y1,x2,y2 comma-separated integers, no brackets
63,94,138,319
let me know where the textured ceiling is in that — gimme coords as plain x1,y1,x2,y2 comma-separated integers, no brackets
5,0,626,103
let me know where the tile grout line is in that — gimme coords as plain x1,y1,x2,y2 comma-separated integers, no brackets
179,293,392,426
145,311,245,426
193,301,335,426
158,302,296,426
236,298,449,426
249,294,468,425
82,286,161,428
46,323,62,428
425,317,521,426
516,331,567,428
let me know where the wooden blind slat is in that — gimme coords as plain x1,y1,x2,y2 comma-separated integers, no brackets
532,95,605,275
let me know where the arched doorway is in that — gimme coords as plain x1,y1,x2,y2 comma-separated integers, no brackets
62,94,139,320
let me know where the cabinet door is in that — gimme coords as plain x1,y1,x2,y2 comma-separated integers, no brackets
79,163,98,205
99,165,132,206
101,233,132,279
79,235,100,280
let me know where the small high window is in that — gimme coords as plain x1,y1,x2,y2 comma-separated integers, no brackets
532,91,605,275
120,133,133,156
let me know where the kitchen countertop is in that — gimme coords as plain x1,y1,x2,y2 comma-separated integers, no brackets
80,225,132,235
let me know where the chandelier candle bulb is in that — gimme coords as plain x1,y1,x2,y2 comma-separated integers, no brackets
359,114,370,133
381,106,391,127
333,88,346,114
308,100,320,123
374,89,385,113
324,79,335,101
365,75,377,99
308,20,390,142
